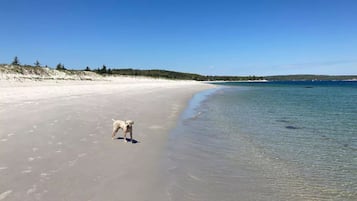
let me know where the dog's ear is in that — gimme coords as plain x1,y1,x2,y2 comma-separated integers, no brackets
126,120,134,125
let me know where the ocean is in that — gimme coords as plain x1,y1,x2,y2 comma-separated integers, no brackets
165,81,357,201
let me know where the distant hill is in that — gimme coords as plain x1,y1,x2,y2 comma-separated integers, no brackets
105,68,263,81
265,74,357,81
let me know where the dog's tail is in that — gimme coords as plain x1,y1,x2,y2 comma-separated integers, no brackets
112,119,115,122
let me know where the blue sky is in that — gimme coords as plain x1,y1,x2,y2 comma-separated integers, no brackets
1,0,356,76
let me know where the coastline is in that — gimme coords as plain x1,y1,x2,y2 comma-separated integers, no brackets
0,78,215,200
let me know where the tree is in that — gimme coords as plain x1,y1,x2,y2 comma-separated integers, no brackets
11,56,20,65
56,63,62,70
34,60,40,67
100,65,107,74
84,66,91,71
56,63,66,70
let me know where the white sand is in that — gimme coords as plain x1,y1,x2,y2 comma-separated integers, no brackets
0,77,214,201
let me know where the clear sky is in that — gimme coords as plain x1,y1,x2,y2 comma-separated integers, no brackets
1,0,356,76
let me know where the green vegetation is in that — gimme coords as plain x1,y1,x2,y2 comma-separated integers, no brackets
93,65,110,74
11,56,20,65
96,68,263,81
56,63,66,70
110,68,203,80
34,60,41,67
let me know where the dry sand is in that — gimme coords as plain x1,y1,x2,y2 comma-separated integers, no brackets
0,78,214,201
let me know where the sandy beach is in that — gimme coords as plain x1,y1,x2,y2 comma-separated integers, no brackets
0,77,214,201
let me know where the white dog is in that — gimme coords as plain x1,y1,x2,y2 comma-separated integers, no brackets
111,119,134,142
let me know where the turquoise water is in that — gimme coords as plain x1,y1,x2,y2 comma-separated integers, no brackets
166,81,357,201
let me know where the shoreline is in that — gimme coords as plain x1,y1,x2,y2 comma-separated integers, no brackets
0,78,215,200
164,81,357,201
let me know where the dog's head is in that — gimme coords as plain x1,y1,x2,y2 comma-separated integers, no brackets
125,120,134,128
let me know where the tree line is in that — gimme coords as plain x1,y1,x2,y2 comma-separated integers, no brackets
92,68,263,81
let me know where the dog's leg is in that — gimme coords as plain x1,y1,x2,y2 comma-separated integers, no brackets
112,127,119,140
130,129,133,143
123,131,128,142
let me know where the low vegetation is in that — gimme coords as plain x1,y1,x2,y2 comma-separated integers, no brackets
97,68,263,81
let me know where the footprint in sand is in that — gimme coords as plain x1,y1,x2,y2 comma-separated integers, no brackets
40,172,50,177
0,190,12,200
149,125,163,130
50,169,59,174
68,159,77,166
80,138,87,142
21,167,33,174
78,153,87,158
40,173,51,180
22,170,32,174
28,157,35,162
50,120,58,126
188,173,203,181
0,167,8,172
26,185,37,195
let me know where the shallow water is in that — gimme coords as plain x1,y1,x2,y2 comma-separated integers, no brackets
166,81,357,201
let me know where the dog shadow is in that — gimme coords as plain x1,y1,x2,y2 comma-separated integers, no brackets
116,137,139,144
